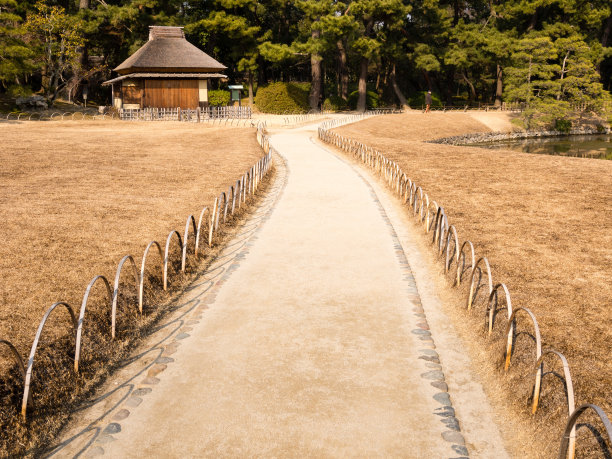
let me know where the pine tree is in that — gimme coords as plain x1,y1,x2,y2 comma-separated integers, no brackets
0,0,36,93
505,25,609,128
404,0,451,100
24,2,85,100
292,0,337,111
3,0,609,111
483,27,515,106
186,2,262,104
444,22,489,102
505,35,559,105
319,6,358,101
349,0,409,111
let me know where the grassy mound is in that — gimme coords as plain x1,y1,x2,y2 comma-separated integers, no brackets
255,82,310,114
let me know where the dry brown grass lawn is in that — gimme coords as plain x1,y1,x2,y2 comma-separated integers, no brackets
0,120,265,455
0,120,261,349
335,112,611,457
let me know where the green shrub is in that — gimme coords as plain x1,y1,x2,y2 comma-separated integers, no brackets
323,95,349,111
255,82,310,114
553,118,572,133
347,90,379,110
208,89,230,107
408,91,442,109
521,99,571,130
7,85,32,98
510,117,526,130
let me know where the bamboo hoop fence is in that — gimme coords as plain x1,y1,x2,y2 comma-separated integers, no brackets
317,114,611,459
282,112,332,126
0,122,273,424
1,110,258,125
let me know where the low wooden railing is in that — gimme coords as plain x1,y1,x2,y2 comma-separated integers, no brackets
120,106,252,121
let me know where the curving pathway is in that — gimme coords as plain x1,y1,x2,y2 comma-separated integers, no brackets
50,121,507,458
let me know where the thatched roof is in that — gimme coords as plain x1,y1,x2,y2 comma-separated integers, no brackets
114,26,227,75
102,73,227,86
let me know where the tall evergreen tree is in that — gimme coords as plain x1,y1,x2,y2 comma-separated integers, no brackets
0,0,36,92
349,0,409,111
405,0,451,97
293,0,337,111
0,0,610,114
24,2,85,100
186,1,262,103
319,6,358,101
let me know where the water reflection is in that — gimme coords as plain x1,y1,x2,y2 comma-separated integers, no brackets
464,134,612,160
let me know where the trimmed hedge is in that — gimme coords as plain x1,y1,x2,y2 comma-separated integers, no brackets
323,95,349,111
209,90,230,107
255,82,310,114
347,90,379,110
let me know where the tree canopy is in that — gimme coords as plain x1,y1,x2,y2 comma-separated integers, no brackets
0,0,610,121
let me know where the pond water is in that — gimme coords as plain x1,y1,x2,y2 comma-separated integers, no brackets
464,134,612,160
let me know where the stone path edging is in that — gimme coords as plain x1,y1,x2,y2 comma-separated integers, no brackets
311,136,469,459
46,154,290,458
49,121,511,458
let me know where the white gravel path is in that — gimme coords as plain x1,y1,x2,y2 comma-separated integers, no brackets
49,122,508,458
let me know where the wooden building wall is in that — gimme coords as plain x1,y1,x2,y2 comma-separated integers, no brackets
144,80,199,109
122,82,141,105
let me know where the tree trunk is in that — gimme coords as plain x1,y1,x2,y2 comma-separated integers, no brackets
601,14,611,46
598,14,612,75
43,40,52,97
357,57,368,112
336,49,341,97
423,70,432,92
257,57,267,86
322,60,326,104
445,67,455,105
557,52,569,100
462,71,476,101
71,0,90,104
528,8,538,31
389,63,408,108
337,39,348,100
52,40,67,101
494,64,503,107
375,60,385,92
357,17,374,112
526,56,532,105
453,0,460,25
309,28,322,111
248,71,254,106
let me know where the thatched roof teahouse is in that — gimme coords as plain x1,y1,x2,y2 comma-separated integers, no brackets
103,26,227,109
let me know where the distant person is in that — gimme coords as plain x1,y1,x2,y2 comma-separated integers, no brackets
425,90,432,113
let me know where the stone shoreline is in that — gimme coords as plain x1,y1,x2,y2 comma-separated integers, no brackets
429,127,611,145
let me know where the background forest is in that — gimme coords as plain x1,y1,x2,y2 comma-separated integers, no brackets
0,0,611,121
